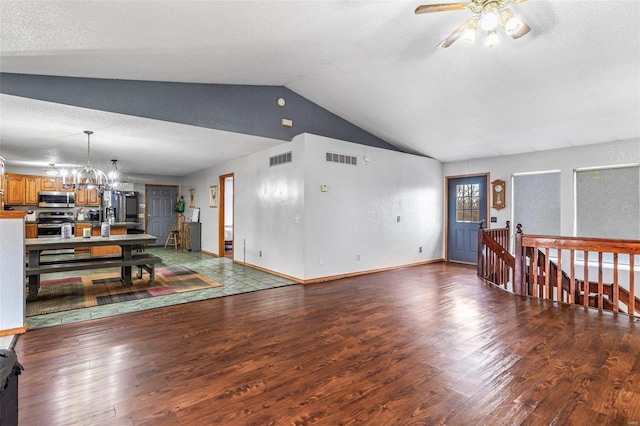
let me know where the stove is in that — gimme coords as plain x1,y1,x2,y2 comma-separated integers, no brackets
37,211,75,254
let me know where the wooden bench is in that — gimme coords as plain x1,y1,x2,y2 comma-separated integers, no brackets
26,253,163,286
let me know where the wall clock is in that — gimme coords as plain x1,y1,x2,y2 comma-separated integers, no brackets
491,179,506,210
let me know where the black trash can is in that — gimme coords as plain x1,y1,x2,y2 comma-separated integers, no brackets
0,349,23,426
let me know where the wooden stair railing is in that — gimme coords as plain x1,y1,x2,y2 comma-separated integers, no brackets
479,223,640,316
477,222,514,290
515,226,640,316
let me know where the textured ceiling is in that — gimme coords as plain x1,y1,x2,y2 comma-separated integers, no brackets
1,0,639,177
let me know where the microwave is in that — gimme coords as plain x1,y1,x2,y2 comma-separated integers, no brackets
38,191,75,208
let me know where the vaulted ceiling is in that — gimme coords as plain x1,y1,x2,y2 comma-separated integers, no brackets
1,0,639,177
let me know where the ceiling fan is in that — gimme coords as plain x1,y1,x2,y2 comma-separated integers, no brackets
415,0,531,48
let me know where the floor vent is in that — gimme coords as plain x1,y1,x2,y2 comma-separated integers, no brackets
326,152,357,165
270,151,292,167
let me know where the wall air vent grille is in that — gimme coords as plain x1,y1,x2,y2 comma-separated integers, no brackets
326,152,357,166
269,151,292,167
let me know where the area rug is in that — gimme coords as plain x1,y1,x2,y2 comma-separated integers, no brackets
26,266,222,317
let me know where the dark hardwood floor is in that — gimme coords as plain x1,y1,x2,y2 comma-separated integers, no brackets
14,262,640,425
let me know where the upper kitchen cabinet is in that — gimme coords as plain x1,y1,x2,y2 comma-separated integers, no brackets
40,176,72,192
4,173,25,205
24,175,39,205
75,186,100,206
4,173,90,206
39,177,58,191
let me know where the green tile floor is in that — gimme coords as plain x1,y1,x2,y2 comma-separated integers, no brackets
26,247,296,330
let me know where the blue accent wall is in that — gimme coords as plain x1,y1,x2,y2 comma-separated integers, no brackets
0,73,399,152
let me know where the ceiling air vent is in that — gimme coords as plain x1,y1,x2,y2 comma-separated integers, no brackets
269,151,292,167
326,152,357,166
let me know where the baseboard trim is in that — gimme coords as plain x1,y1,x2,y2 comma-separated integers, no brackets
447,259,477,266
301,259,445,284
0,324,28,338
234,258,445,285
233,261,303,283
200,249,219,258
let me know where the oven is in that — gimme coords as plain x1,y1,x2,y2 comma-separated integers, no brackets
37,211,75,254
38,191,75,208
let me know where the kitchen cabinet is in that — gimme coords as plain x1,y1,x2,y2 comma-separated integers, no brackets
39,177,58,192
91,225,127,256
87,187,99,205
75,187,100,207
5,173,83,206
57,177,73,192
4,174,25,205
75,188,87,206
25,223,38,239
24,176,39,205
41,176,72,192
74,222,92,253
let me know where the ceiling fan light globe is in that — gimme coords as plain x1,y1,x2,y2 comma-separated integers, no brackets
480,4,499,31
461,28,477,44
480,14,498,31
485,29,500,47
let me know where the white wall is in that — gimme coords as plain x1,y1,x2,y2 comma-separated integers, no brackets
302,134,443,279
0,213,26,333
180,133,444,281
179,137,306,279
443,138,640,236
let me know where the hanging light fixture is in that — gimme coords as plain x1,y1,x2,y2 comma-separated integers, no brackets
416,0,531,49
62,130,110,190
108,159,129,188
43,163,59,176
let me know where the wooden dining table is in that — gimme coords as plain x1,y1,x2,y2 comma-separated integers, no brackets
25,234,158,300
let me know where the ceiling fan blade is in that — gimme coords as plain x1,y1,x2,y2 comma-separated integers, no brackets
437,16,477,48
508,20,531,39
500,8,531,39
415,2,470,14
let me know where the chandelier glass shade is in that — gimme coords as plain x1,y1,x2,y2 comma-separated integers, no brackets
107,159,129,188
62,131,110,191
43,163,59,176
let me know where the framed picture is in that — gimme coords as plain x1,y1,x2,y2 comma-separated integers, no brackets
188,188,195,208
209,185,218,208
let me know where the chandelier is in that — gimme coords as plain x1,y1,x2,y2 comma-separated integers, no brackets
108,159,129,188
62,131,110,190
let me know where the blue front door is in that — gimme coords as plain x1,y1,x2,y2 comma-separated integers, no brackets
447,175,487,263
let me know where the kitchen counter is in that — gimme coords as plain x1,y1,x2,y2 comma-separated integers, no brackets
75,221,141,229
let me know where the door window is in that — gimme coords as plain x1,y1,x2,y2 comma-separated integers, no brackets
456,184,480,223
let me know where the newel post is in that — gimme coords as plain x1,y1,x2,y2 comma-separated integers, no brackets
514,224,523,295
477,221,484,278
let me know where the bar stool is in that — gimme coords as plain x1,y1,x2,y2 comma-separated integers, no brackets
164,214,184,250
